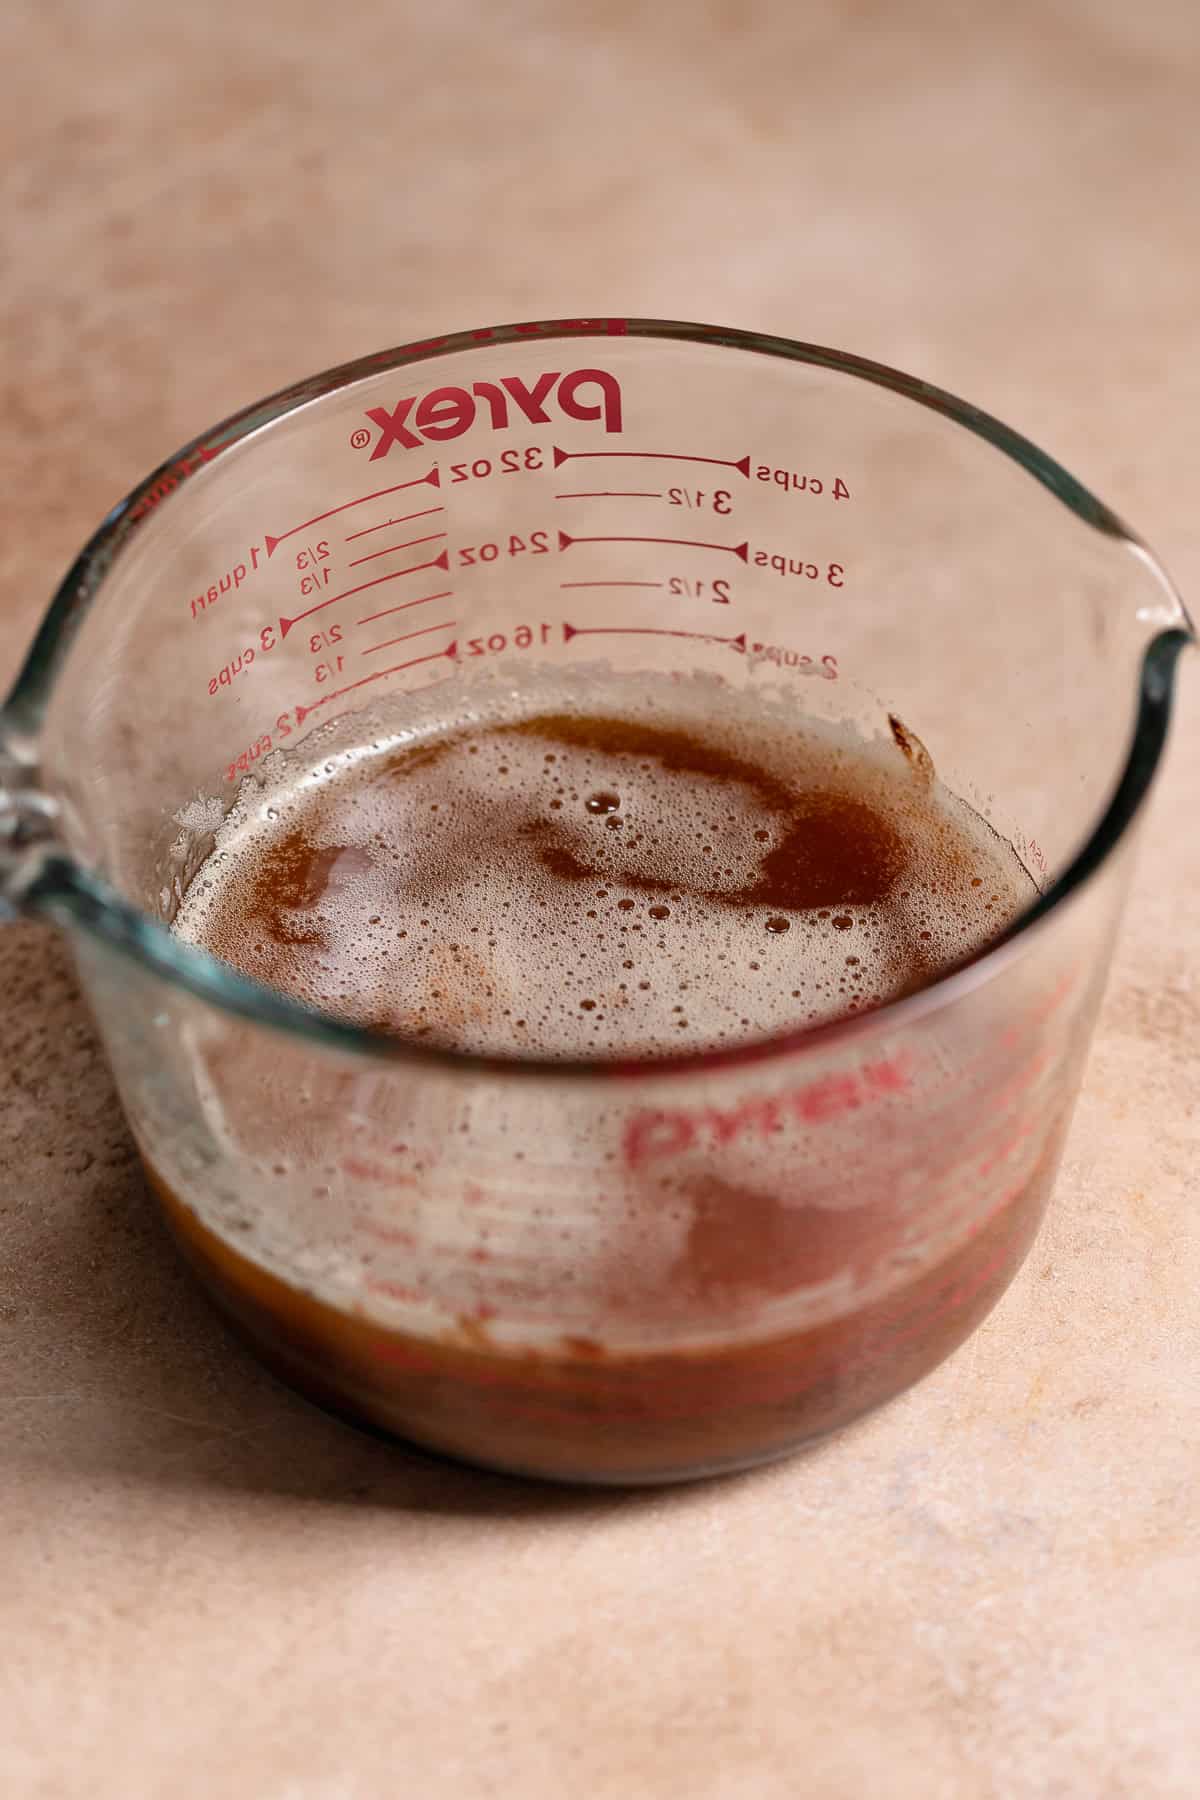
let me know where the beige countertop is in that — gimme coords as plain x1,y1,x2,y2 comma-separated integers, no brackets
2,2,1199,1794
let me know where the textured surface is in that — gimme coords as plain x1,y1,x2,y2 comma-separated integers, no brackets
2,2,1199,1795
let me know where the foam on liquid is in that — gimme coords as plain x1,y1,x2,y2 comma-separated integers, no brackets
174,672,1035,1058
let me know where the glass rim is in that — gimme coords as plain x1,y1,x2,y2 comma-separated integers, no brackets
4,316,1194,1084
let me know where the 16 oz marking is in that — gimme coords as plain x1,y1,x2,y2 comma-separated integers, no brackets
463,622,555,656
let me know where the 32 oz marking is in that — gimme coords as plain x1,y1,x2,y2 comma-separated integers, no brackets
450,446,545,482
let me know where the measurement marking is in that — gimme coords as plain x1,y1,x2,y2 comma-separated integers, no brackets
265,467,440,556
279,552,450,635
294,644,456,726
344,506,445,543
553,490,663,500
559,530,748,561
347,530,447,569
357,589,454,628
362,619,457,657
563,621,747,650
553,446,751,478
559,580,666,590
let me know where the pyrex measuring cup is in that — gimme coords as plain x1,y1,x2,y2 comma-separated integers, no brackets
1,319,1192,1484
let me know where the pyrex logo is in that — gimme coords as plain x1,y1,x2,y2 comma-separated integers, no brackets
364,368,623,460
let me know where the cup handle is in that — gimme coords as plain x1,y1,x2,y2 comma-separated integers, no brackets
0,730,62,919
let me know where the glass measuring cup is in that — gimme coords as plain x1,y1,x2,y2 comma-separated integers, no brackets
0,318,1192,1484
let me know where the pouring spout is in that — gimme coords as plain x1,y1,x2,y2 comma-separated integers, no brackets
1127,534,1197,643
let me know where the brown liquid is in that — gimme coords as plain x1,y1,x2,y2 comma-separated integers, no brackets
149,1130,1062,1482
180,700,1027,1057
158,687,1054,1481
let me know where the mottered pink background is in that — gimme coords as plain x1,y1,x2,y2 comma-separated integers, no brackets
2,3,1199,1795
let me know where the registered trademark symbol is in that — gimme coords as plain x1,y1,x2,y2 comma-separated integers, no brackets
349,427,371,450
